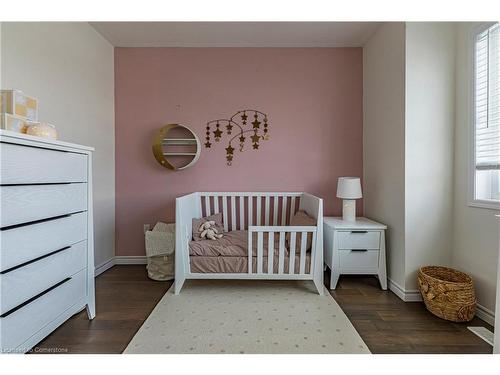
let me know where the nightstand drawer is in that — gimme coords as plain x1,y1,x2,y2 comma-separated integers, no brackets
337,231,380,249
339,249,379,270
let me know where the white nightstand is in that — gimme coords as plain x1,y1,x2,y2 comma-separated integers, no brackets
323,217,387,290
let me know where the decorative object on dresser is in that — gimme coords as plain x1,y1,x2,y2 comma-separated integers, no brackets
152,123,200,170
0,113,29,133
336,177,362,222
323,217,387,290
25,122,58,140
0,129,95,354
0,89,38,122
204,109,270,166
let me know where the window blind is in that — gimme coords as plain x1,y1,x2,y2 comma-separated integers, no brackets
475,23,500,170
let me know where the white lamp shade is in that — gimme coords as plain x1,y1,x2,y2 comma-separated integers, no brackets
336,177,362,199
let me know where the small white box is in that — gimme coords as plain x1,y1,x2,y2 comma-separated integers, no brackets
0,89,38,121
0,113,29,133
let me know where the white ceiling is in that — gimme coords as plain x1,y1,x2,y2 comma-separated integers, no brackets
90,22,382,47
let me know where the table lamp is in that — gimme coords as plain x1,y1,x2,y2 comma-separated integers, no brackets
337,177,362,222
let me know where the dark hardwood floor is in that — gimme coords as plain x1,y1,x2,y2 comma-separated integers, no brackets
33,265,493,354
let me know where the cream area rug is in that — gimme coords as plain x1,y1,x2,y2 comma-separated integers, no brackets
124,280,370,354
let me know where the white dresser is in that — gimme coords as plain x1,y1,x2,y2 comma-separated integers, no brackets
324,217,387,290
0,130,95,353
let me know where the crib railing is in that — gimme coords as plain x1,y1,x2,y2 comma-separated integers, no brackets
248,225,317,276
175,192,324,295
199,192,301,231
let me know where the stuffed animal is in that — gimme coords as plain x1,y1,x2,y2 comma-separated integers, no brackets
198,220,223,240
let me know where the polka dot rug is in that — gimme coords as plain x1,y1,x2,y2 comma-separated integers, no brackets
124,279,370,354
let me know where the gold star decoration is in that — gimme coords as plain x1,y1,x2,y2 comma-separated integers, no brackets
205,141,212,148
213,128,223,139
251,133,260,143
252,142,259,149
239,135,245,143
252,119,261,129
225,145,235,155
241,112,248,122
226,123,233,134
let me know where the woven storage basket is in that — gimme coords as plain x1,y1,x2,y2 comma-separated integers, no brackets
417,266,476,322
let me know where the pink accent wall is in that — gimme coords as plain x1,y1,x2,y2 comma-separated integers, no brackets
115,48,363,256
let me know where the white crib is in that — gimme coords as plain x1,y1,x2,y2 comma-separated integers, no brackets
175,192,324,295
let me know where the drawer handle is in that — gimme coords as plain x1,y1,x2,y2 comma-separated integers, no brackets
0,246,71,275
350,230,368,234
351,249,368,252
0,277,71,318
0,211,85,231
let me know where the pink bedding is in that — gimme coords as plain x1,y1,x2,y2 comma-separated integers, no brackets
188,230,312,274
189,230,282,257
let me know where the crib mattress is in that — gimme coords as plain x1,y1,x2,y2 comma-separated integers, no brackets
189,254,312,274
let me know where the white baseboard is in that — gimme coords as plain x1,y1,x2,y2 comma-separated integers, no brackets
388,278,422,302
94,258,115,277
94,256,147,276
114,256,147,265
476,303,495,326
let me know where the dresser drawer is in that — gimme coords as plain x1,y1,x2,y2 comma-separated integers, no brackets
337,231,380,250
0,183,87,228
339,249,379,270
0,241,87,315
0,212,87,272
0,142,87,184
0,269,86,351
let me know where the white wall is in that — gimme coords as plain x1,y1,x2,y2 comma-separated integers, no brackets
1,22,115,269
404,23,456,290
363,22,407,289
452,22,499,313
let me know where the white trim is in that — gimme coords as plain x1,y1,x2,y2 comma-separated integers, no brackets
93,256,148,276
468,22,500,210
94,257,115,277
476,303,496,326
114,256,148,265
388,278,422,302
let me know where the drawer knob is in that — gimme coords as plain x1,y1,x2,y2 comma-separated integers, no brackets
350,230,368,234
350,249,368,252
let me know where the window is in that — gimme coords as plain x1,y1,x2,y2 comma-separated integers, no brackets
473,23,500,206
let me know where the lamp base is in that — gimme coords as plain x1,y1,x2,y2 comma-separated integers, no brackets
342,200,357,222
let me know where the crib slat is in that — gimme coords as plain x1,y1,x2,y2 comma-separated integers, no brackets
289,232,296,274
205,195,211,216
281,196,287,225
289,196,296,223
213,195,219,214
256,196,262,225
222,197,228,232
309,231,317,275
299,232,307,274
248,196,253,227
265,196,270,225
267,232,274,274
239,196,245,230
257,232,263,274
248,230,253,274
278,232,285,274
231,196,236,231
273,196,278,225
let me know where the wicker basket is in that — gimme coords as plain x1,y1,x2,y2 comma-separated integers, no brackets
417,266,476,322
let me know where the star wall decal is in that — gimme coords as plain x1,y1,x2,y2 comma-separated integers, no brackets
204,109,270,165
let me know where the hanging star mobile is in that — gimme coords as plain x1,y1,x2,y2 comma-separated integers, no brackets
204,109,270,166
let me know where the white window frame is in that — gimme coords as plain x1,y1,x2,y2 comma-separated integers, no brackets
468,22,500,210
